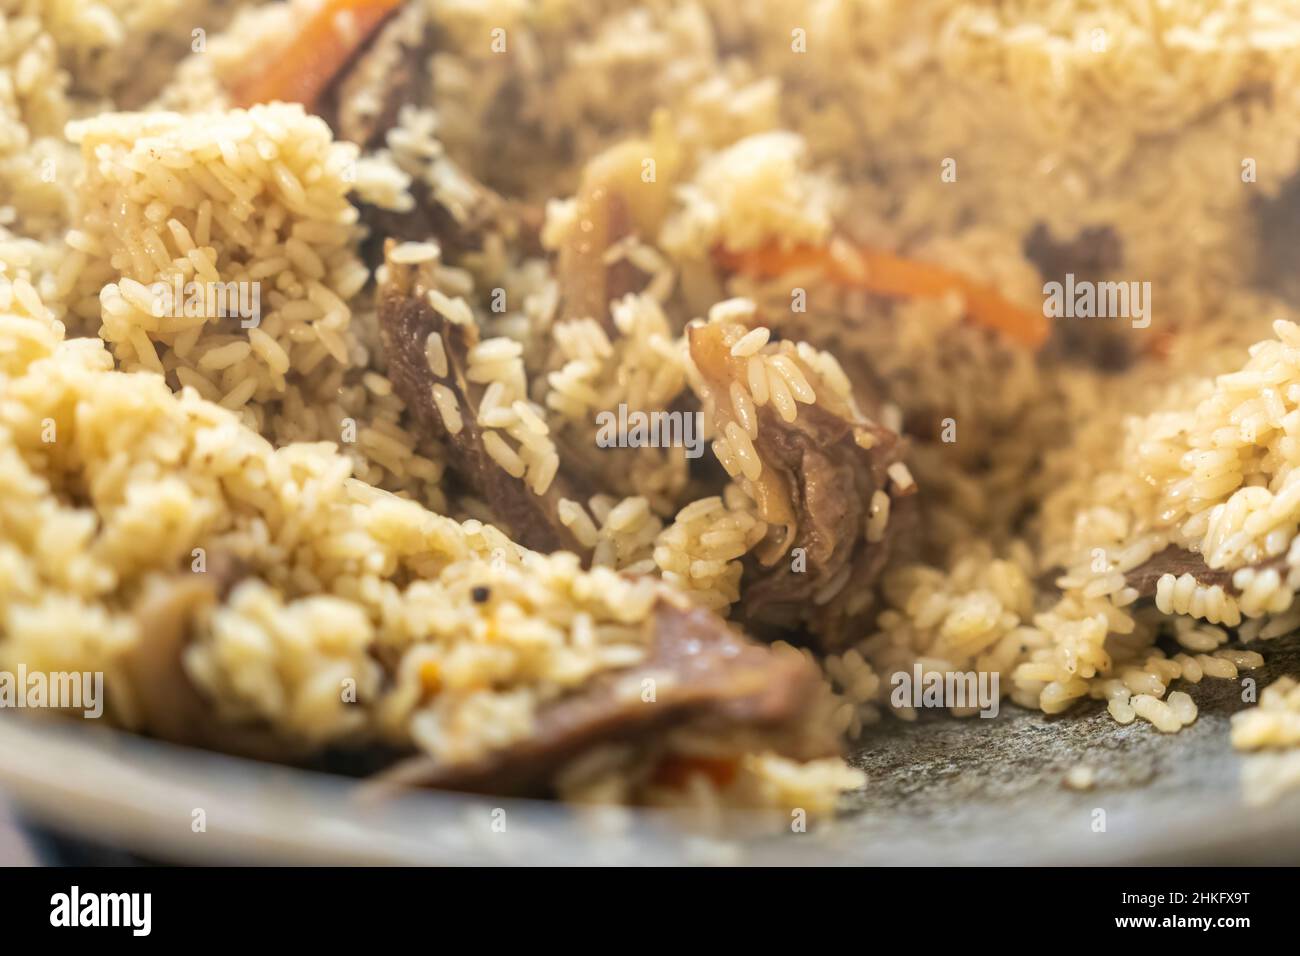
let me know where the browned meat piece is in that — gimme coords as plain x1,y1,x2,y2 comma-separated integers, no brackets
1255,170,1300,301
1023,223,1134,370
555,135,681,329
121,555,289,759
321,20,667,294
377,241,592,556
365,600,837,797
313,3,544,263
123,573,222,740
1023,223,1124,285
556,169,653,332
318,1,430,150
123,553,246,736
1125,545,1286,598
358,174,543,267
688,322,914,650
709,300,896,429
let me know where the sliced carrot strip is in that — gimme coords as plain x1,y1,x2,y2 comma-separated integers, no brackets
230,0,403,110
715,240,1050,351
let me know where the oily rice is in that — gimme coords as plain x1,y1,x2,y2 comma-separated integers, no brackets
4,0,1300,817
0,279,668,761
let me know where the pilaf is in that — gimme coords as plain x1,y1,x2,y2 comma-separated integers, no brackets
3,0,1300,817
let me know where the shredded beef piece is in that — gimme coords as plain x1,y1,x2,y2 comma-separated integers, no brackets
364,600,836,797
554,136,681,329
1023,223,1134,370
315,4,543,264
376,241,592,556
1023,223,1124,285
688,323,914,650
556,179,637,332
1124,545,1287,598
122,555,287,758
317,1,429,149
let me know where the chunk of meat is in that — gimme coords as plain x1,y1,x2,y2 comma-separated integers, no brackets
365,600,836,797
318,0,429,149
558,184,634,331
123,573,223,740
120,555,288,759
1254,169,1300,302
1022,223,1133,370
556,126,682,329
377,240,591,556
362,173,545,268
305,2,543,264
1125,545,1286,598
1023,223,1123,285
358,171,544,268
688,322,914,650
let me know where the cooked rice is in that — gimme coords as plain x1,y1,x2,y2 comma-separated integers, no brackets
5,0,1300,822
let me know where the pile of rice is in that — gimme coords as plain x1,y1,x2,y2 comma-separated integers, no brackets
4,0,1300,815
1,271,855,808
1233,676,1300,804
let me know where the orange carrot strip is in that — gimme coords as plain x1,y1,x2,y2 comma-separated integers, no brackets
230,0,403,110
715,241,1050,351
